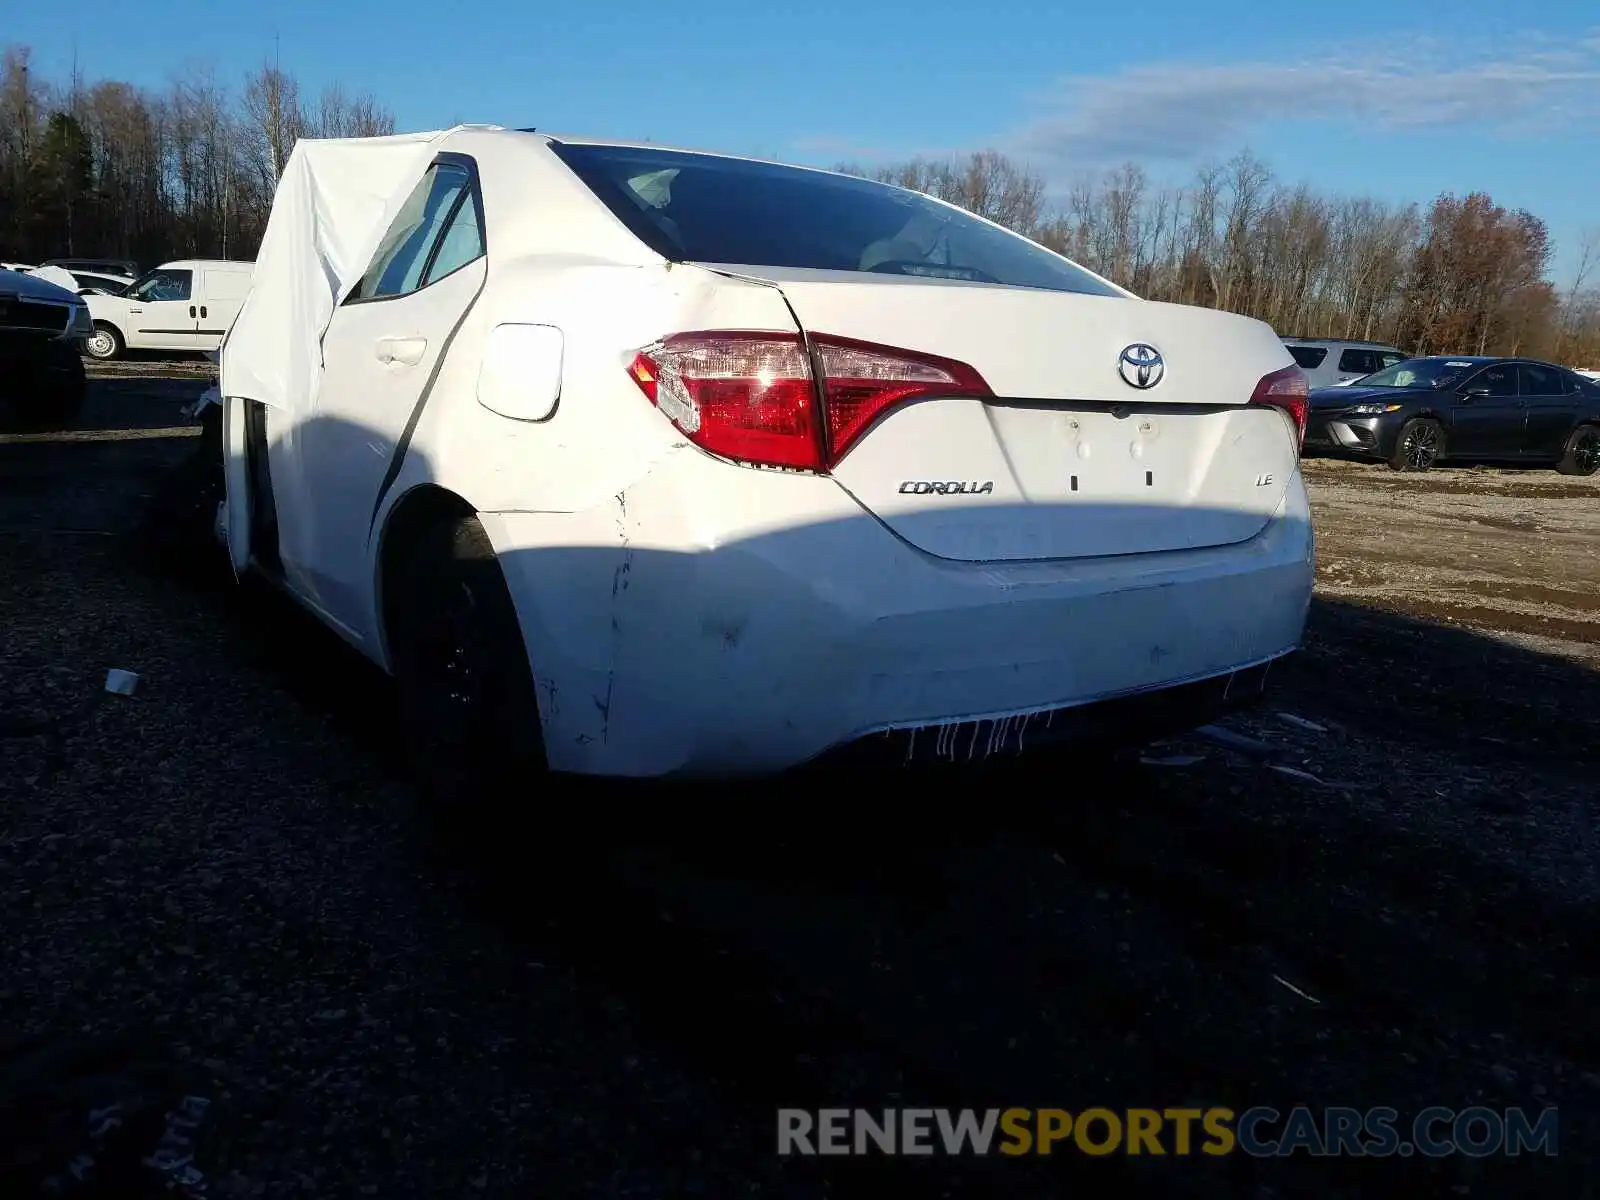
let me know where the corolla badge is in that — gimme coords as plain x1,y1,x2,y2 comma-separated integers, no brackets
1118,343,1165,390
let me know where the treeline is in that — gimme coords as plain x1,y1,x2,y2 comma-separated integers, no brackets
3,42,1597,365
842,151,1600,365
0,44,393,267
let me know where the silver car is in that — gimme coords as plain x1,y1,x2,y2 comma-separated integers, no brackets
1282,337,1406,390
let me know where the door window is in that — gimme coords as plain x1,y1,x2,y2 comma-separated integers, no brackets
1464,364,1517,397
350,162,474,301
128,269,193,303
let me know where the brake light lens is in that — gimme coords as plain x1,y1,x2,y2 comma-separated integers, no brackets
627,331,991,471
1250,364,1310,446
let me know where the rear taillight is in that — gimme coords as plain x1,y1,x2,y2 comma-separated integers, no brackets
627,330,991,471
1250,364,1310,446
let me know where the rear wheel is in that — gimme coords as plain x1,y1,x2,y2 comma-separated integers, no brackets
85,322,122,361
387,516,548,840
1388,417,1443,471
1555,425,1600,477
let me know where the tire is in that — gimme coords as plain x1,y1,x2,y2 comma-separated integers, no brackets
85,321,123,361
1387,417,1444,471
1555,425,1600,477
387,515,548,839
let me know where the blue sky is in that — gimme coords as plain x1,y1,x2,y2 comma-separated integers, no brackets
12,0,1600,280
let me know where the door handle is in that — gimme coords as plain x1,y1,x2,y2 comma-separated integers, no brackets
200,305,208,318
189,305,196,317
376,336,427,366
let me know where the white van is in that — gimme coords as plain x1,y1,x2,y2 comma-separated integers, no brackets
84,259,254,360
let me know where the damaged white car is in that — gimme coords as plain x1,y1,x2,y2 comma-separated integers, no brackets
215,126,1314,805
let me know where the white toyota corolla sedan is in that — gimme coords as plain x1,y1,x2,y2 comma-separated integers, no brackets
217,125,1313,804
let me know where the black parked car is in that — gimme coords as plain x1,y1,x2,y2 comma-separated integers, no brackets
1303,355,1600,475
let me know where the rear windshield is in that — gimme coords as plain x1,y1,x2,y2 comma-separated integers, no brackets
551,143,1123,298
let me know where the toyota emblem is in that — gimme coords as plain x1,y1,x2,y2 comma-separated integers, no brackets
1118,343,1165,390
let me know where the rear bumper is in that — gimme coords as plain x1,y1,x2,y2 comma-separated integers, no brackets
0,334,81,374
480,450,1315,779
0,335,86,409
812,654,1286,769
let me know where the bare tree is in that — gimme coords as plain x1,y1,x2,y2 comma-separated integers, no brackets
304,82,396,139
241,63,301,188
1553,227,1599,360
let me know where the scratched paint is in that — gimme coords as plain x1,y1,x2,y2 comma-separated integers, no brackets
597,489,634,744
901,707,1061,764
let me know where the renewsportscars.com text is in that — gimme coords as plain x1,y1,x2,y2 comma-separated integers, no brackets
777,1106,1558,1158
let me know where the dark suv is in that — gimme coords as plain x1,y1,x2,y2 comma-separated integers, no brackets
0,268,91,428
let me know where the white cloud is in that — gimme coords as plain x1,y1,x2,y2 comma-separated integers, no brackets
1009,31,1600,172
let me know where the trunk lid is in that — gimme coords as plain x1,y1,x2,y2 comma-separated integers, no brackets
710,268,1303,563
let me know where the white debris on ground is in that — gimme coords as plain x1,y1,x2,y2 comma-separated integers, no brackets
103,669,140,696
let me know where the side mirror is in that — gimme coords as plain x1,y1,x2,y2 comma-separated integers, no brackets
1464,384,1491,396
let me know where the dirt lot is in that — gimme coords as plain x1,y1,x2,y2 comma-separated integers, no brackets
2,365,1598,1198
1308,456,1600,669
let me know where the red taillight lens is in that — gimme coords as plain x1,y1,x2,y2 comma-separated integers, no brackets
627,330,991,471
1250,363,1310,446
628,333,820,469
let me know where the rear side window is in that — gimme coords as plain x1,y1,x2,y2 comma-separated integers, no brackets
551,143,1123,297
1518,363,1568,396
1288,346,1328,368
423,191,484,286
1338,348,1386,374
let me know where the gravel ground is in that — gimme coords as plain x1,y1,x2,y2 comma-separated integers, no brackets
2,367,1598,1197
